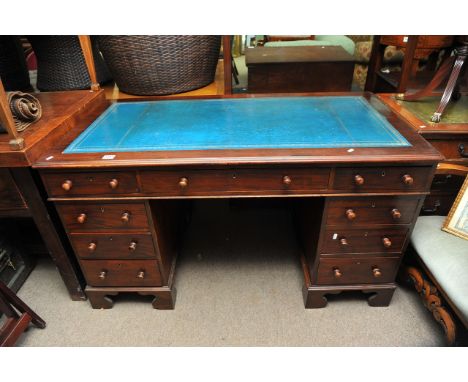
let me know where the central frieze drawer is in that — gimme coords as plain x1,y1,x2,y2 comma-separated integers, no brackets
81,259,162,287
316,257,400,285
56,202,149,232
320,228,409,254
333,166,433,192
140,168,330,196
70,233,156,259
325,196,422,226
42,171,139,197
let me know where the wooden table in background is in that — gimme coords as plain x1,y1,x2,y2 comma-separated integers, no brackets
0,90,107,300
245,46,354,93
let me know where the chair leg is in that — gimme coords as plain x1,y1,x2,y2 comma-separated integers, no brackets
431,53,467,122
396,55,455,101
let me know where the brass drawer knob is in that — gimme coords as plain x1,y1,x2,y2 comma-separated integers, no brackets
77,213,87,224
121,212,130,223
179,177,189,188
129,241,137,251
333,267,342,278
282,175,292,185
354,174,365,186
61,180,73,191
345,209,356,220
382,237,392,248
88,242,97,252
372,267,382,278
109,178,119,189
402,174,414,185
98,270,107,280
339,237,348,246
391,208,401,219
137,271,145,279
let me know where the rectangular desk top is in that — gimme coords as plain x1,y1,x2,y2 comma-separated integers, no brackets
34,93,443,169
64,96,410,154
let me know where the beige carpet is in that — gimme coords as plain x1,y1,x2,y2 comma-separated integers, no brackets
16,200,444,346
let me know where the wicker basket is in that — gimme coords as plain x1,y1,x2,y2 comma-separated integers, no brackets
0,36,30,91
28,35,112,91
97,35,221,95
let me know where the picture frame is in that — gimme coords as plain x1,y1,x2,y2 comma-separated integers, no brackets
443,174,468,240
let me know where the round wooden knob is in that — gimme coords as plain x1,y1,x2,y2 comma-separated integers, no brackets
137,271,145,279
333,267,342,278
121,212,130,223
402,174,414,185
354,174,365,186
88,242,97,252
179,177,188,188
129,241,137,251
345,209,356,220
98,271,107,280
109,178,119,189
391,208,401,220
77,213,87,224
382,237,392,248
339,237,348,246
372,267,382,278
61,180,72,191
282,176,292,186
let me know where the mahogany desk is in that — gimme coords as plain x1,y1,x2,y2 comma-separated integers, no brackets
33,93,442,309
377,94,468,215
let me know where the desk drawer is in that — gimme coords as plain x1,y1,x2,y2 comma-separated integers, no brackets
57,202,149,232
320,228,408,255
140,168,330,196
43,171,139,197
316,257,400,285
70,233,156,259
333,166,433,192
429,139,468,162
81,259,162,287
325,196,421,226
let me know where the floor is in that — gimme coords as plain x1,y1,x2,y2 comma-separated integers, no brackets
16,200,445,346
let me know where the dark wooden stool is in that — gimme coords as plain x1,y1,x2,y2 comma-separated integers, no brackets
397,36,468,123
0,280,45,346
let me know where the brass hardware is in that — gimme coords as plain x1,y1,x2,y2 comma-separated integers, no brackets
62,180,73,191
77,213,87,224
345,209,356,220
121,212,130,223
372,267,382,278
98,271,107,280
282,175,292,185
88,242,97,252
354,174,364,185
402,174,414,185
129,241,137,251
137,271,145,279
179,177,189,188
382,237,392,248
339,237,348,246
109,178,119,189
333,267,342,278
391,208,401,219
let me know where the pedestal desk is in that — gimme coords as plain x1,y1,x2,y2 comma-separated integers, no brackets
33,93,442,309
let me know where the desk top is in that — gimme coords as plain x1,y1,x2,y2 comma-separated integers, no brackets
64,96,410,154
34,93,443,169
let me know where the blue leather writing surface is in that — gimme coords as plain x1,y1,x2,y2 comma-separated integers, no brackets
64,96,410,153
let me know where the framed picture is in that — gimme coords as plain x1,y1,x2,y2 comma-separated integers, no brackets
443,174,468,240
